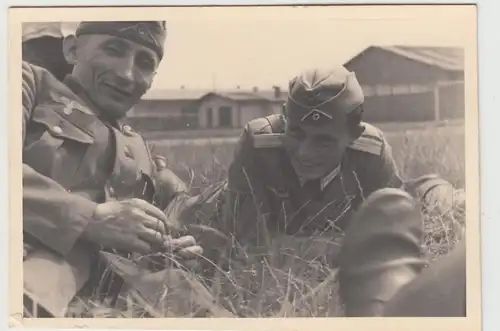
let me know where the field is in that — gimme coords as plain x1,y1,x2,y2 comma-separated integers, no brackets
66,121,467,318
148,120,466,191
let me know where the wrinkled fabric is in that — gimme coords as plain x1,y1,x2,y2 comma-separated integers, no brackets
383,239,466,317
24,245,91,317
338,188,426,317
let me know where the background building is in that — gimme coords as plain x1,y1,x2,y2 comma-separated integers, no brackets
196,87,285,129
128,86,286,131
127,45,464,133
127,88,208,132
344,45,464,122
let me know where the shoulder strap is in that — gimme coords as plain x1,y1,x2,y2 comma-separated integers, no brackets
243,114,291,193
347,122,384,156
246,114,286,149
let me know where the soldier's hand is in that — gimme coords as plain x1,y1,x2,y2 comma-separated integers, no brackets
84,198,175,254
163,235,203,260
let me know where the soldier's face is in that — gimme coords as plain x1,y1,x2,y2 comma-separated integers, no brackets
70,34,159,119
284,121,355,180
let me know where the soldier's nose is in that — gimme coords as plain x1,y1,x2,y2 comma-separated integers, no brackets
296,142,315,160
114,57,135,84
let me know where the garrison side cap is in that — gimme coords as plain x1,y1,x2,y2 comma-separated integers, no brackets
286,66,364,125
75,21,167,60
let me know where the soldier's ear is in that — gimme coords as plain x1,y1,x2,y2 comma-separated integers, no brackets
62,35,78,65
346,105,364,140
281,102,287,117
350,124,364,140
346,123,364,142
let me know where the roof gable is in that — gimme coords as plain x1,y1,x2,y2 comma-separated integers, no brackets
345,45,464,72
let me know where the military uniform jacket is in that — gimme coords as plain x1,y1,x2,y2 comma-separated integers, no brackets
22,61,184,258
221,114,403,247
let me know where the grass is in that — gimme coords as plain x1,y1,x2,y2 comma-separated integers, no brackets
64,121,466,318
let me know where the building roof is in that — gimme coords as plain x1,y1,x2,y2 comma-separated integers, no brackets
142,89,213,101
201,90,287,103
142,88,288,102
258,90,288,102
210,91,269,101
345,45,464,72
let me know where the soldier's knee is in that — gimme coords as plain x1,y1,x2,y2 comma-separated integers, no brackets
405,174,459,215
405,174,453,201
405,174,445,198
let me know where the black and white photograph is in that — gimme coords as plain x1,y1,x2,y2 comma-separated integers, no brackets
9,4,481,330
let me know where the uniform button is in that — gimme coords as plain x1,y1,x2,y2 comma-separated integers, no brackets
122,125,133,136
124,146,133,159
52,125,63,135
137,25,147,36
154,155,167,169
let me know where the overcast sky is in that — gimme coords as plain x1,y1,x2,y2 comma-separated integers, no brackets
57,5,474,91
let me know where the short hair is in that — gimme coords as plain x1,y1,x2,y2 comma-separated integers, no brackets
346,104,364,132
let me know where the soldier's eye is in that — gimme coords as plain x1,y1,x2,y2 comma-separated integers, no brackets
104,46,123,56
137,59,154,71
102,39,129,57
136,52,156,72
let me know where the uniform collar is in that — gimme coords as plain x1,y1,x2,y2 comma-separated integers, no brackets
320,163,342,190
298,162,342,191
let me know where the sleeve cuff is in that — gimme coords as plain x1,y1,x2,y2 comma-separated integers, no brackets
23,194,98,256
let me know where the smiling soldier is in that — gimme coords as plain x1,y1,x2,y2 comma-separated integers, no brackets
22,21,211,317
219,65,404,250
212,65,464,315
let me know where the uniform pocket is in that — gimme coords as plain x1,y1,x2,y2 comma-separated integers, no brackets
30,104,95,145
24,104,96,186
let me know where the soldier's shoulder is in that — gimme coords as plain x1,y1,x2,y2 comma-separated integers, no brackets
22,60,69,92
347,122,386,156
245,114,286,149
23,60,55,80
22,61,42,87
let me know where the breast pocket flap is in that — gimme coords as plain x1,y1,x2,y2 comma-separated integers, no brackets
31,104,95,144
